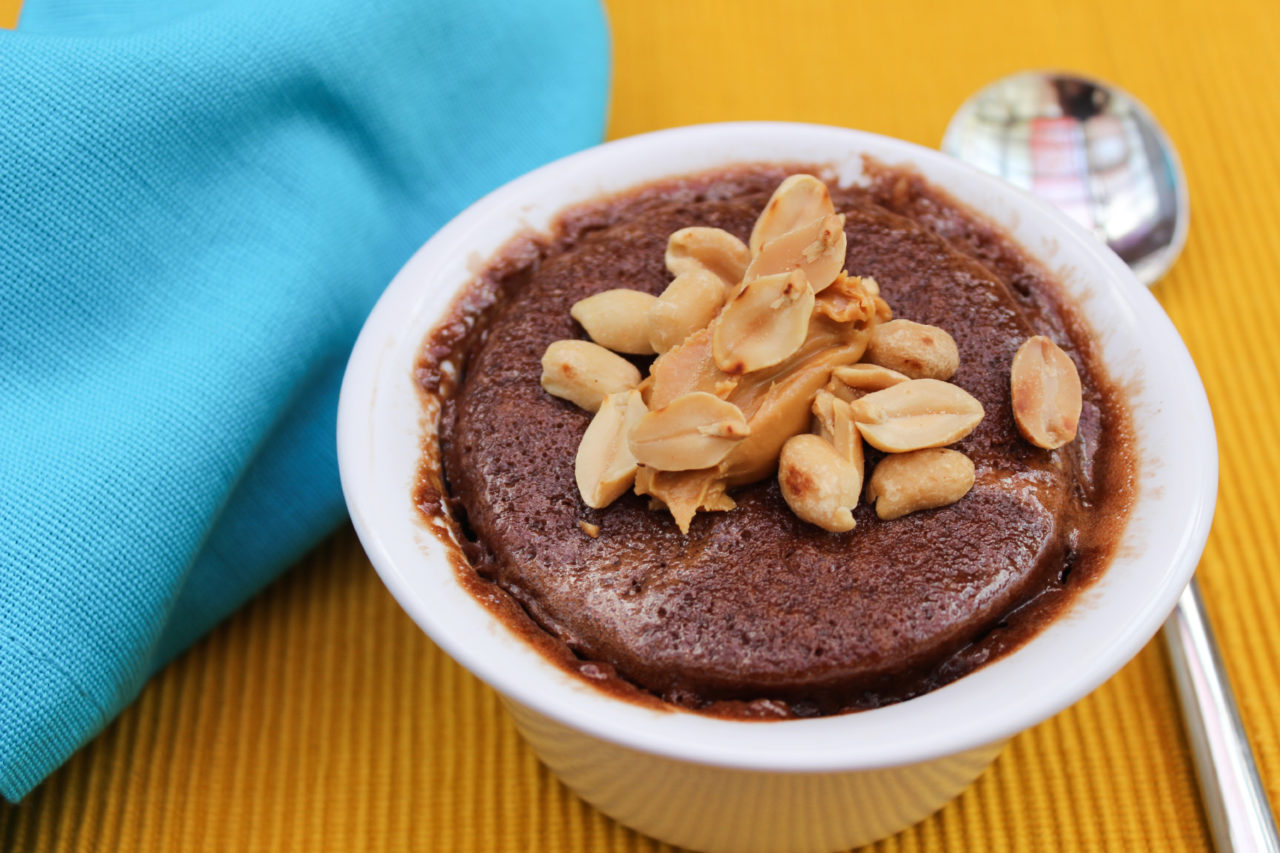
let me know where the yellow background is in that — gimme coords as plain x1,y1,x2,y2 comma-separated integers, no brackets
3,0,1278,850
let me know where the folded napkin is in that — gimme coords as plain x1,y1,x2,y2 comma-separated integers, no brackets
0,0,608,801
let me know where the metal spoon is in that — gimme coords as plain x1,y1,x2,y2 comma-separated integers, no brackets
943,71,1278,853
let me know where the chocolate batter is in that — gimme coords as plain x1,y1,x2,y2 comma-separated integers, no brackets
416,164,1135,718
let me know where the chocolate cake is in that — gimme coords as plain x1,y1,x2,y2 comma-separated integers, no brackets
417,164,1134,717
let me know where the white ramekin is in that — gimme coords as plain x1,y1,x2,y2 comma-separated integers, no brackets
337,122,1217,853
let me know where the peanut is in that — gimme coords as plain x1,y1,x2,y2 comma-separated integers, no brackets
850,378,984,452
647,269,727,354
575,390,647,508
627,392,750,471
749,174,835,253
829,363,910,401
666,227,751,286
712,270,815,374
865,319,959,380
1010,335,1082,449
866,448,975,520
778,434,860,532
742,213,847,293
541,339,642,412
571,289,658,355
811,390,864,475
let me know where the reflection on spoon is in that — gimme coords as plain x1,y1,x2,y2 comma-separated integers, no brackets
942,70,1189,287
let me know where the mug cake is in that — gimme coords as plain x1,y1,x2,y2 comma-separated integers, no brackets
415,164,1135,717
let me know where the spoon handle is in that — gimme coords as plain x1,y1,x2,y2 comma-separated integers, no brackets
1163,579,1280,852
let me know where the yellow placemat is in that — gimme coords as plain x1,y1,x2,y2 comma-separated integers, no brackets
3,0,1278,850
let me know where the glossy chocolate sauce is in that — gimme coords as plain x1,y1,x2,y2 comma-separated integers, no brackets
414,163,1135,719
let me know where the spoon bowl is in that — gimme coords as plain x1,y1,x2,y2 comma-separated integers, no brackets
942,70,1189,287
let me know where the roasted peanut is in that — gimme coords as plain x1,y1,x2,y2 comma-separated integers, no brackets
647,269,726,354
829,363,910,401
850,378,984,452
742,213,847,293
571,289,658,355
866,448,975,520
575,390,647,508
666,227,751,285
811,390,864,474
541,339,642,412
865,319,959,380
749,174,835,253
712,270,814,374
627,392,750,471
1010,335,1082,449
778,434,860,532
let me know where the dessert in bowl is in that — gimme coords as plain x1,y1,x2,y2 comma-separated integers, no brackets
337,123,1216,852
427,161,1131,719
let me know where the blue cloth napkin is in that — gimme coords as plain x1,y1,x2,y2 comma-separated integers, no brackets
0,0,609,801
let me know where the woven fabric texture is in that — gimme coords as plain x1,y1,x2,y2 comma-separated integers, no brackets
3,0,1278,849
0,0,607,803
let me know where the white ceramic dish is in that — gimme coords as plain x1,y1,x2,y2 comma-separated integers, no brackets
337,122,1217,853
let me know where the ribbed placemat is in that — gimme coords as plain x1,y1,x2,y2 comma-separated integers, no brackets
3,0,1277,849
